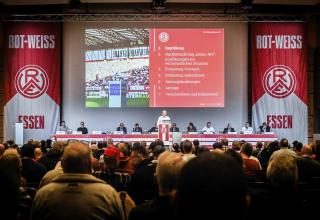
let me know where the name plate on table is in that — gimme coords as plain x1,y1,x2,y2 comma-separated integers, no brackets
228,132,237,134
132,132,142,134
56,131,66,134
188,132,198,134
72,131,83,134
264,132,274,134
114,131,124,134
92,131,102,134
151,132,158,135
243,131,253,134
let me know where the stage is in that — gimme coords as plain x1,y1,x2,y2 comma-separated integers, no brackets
52,133,278,146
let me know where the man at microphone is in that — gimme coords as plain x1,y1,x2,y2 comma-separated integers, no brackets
156,110,171,127
156,110,171,143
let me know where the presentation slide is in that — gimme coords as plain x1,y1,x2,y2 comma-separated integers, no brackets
85,28,224,108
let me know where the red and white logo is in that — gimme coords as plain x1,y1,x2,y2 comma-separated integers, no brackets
15,65,49,99
262,65,296,99
159,32,169,43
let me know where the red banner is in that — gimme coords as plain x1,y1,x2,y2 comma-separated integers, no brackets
4,22,61,142
251,23,307,143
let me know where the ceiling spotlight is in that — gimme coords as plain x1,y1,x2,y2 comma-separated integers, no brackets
241,0,253,10
152,0,166,10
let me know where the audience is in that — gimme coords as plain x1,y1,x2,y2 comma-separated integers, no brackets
176,153,248,220
129,151,184,220
21,143,47,187
31,141,125,220
182,140,195,162
1,135,320,220
130,144,158,204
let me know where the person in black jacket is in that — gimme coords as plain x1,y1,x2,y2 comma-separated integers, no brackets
77,121,88,134
132,123,143,133
259,122,271,133
223,123,235,134
129,151,184,220
116,122,127,134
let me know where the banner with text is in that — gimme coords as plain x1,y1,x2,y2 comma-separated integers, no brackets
4,22,61,142
252,23,307,144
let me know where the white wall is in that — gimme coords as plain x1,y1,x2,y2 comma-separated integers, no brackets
63,22,248,133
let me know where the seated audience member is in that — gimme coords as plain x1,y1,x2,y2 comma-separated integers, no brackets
241,122,254,134
58,120,69,132
201,121,215,134
148,123,158,133
182,140,195,162
220,139,229,150
212,142,224,154
170,123,180,132
186,122,197,133
240,143,261,178
193,139,200,155
295,144,320,181
269,138,296,161
0,159,20,220
176,153,248,220
130,144,158,204
259,122,271,133
34,148,43,161
249,154,303,220
316,139,320,162
77,121,88,134
129,152,184,220
0,144,5,158
95,146,131,192
39,141,64,171
31,141,125,220
116,122,127,134
132,123,143,133
171,143,181,153
151,146,166,162
20,143,47,187
252,142,263,157
225,149,243,167
293,141,303,156
257,141,279,169
232,140,241,152
198,146,210,155
117,142,135,174
223,123,235,134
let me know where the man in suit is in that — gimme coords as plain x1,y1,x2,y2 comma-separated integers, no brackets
170,123,180,132
116,122,127,134
148,123,158,133
223,123,235,134
132,123,143,133
259,122,271,133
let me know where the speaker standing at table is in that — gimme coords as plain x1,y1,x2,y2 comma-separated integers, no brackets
157,110,171,143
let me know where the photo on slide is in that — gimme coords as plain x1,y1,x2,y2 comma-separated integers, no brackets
85,28,150,108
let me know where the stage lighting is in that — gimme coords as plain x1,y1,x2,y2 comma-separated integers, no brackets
241,0,253,10
152,0,166,10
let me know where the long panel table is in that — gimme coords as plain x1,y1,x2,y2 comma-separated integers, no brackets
52,133,278,146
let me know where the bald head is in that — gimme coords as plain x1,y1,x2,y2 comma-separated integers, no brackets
61,141,91,174
302,144,313,156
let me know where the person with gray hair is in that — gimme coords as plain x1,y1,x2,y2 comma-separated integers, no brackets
129,151,184,220
31,141,125,220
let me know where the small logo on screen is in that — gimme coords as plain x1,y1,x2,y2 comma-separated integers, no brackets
159,32,169,43
262,65,296,99
15,65,49,99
